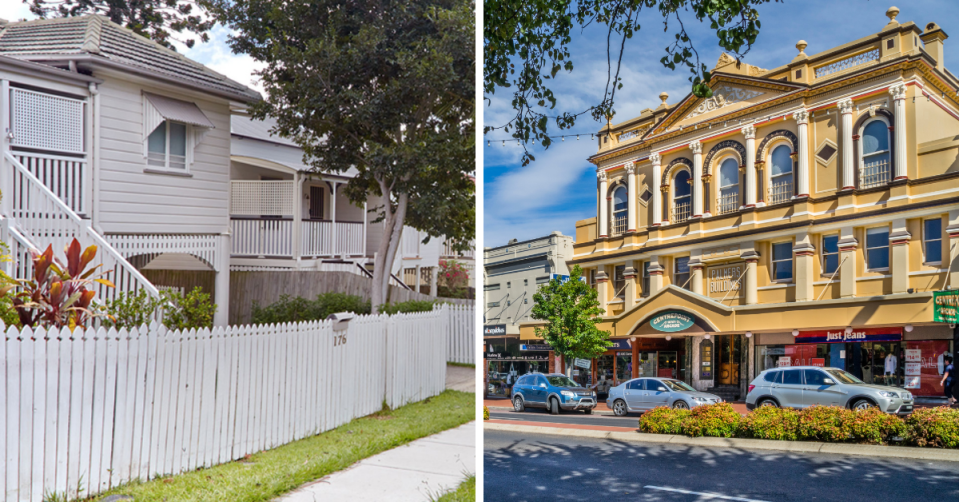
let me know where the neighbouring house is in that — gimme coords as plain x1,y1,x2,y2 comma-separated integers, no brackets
519,6,959,404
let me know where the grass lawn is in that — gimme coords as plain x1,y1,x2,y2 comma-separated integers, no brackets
86,390,474,502
447,361,476,369
435,475,475,502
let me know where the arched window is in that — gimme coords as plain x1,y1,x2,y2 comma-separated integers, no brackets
672,170,691,222
860,119,891,188
768,145,793,204
717,158,739,215
611,185,627,234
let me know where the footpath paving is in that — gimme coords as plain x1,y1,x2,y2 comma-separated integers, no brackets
275,365,476,502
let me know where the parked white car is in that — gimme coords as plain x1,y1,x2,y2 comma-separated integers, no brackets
606,377,722,416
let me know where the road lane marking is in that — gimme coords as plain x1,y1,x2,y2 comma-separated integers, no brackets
644,486,768,502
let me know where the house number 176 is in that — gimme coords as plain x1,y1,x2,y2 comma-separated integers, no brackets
333,334,347,346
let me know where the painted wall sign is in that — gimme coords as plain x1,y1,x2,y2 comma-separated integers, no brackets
651,311,695,332
933,290,959,323
700,339,713,379
706,262,744,298
794,327,902,344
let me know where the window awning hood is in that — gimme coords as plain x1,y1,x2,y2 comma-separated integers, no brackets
144,92,215,133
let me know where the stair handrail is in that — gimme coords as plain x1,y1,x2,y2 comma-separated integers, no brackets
3,151,161,298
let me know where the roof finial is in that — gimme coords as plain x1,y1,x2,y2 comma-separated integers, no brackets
659,92,669,105
796,40,808,56
886,6,900,23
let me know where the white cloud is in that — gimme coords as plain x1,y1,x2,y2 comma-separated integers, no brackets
174,25,265,97
0,3,33,21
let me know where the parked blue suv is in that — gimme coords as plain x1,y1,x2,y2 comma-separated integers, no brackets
511,372,597,414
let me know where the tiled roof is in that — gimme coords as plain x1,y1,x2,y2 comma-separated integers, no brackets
0,16,259,102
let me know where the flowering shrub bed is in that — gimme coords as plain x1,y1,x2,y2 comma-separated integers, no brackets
484,406,490,421
638,403,957,448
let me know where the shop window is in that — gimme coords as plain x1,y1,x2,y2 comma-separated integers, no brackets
865,227,890,270
822,235,839,275
771,242,793,281
674,257,690,290
614,265,626,299
641,261,651,297
924,218,942,264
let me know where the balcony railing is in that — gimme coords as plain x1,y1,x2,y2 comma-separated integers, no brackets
231,217,294,257
860,159,891,189
301,220,365,257
671,201,691,223
231,217,364,258
768,178,793,205
715,190,739,215
611,213,627,235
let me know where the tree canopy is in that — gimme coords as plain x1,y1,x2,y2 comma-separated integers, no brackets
531,265,611,367
26,0,214,48
209,0,474,311
484,0,779,165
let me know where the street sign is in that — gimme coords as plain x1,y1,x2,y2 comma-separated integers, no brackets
574,358,591,370
933,290,958,323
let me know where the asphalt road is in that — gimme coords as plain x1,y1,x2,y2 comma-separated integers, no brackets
489,409,639,428
485,429,959,501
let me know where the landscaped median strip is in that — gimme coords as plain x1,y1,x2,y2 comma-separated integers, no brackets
88,390,474,502
483,422,959,462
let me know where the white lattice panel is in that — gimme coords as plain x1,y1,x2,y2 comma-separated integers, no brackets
230,180,295,216
11,87,85,154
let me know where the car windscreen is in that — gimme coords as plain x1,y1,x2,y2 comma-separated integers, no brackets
825,368,864,384
661,379,695,392
546,375,578,387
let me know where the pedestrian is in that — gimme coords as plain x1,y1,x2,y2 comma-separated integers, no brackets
941,355,955,406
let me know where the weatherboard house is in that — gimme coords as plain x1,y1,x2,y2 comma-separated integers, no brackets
519,6,959,404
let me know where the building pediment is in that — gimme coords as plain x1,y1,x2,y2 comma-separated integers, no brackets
598,285,736,338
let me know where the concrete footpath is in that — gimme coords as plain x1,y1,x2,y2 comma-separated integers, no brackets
484,421,959,462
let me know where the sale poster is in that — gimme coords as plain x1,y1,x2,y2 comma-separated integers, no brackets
810,358,825,367
777,356,791,367
905,349,921,363
904,340,949,396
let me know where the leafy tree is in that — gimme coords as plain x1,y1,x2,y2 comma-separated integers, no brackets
531,265,611,375
25,0,214,48
209,0,475,313
484,0,779,165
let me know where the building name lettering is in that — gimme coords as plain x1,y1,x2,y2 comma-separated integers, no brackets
707,262,744,297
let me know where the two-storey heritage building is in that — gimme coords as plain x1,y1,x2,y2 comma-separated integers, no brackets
520,7,959,403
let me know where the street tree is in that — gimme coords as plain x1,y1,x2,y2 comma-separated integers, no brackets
25,0,214,48
484,0,781,165
531,265,611,375
209,0,475,313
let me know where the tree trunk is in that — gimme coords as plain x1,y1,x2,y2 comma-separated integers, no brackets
370,182,409,315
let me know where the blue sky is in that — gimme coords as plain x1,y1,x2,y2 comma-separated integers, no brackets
483,0,959,247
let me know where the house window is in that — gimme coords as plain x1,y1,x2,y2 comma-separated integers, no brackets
769,145,793,204
822,235,839,275
674,257,690,290
771,242,793,281
507,281,511,288
536,276,549,286
524,279,528,287
147,121,188,169
865,227,890,270
487,301,500,308
795,69,802,79
641,262,651,298
860,119,891,188
672,170,691,222
924,218,942,264
485,283,501,291
614,265,626,299
717,158,739,214
612,186,628,234
589,269,597,290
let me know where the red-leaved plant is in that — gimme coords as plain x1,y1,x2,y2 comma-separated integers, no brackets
5,239,115,329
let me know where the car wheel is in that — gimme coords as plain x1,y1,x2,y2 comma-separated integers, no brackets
583,408,592,415
758,398,779,408
852,399,875,411
672,400,689,410
549,397,560,415
513,396,525,412
612,399,629,417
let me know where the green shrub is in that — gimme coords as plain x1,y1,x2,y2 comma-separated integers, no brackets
162,287,216,331
378,299,438,315
905,407,959,448
103,289,165,329
483,406,489,421
846,407,907,445
798,406,853,442
738,406,800,441
251,293,371,325
681,402,741,437
638,406,690,435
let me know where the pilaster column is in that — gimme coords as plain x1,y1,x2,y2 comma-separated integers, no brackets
793,109,810,197
689,258,704,295
689,141,703,218
647,259,664,294
741,250,759,305
755,161,766,206
947,210,959,290
596,270,609,315
793,235,815,302
890,218,911,294
889,83,908,180
839,98,855,190
650,153,663,226
742,125,757,207
702,173,713,216
597,169,609,237
838,227,858,298
214,231,231,326
626,162,637,232
624,266,637,310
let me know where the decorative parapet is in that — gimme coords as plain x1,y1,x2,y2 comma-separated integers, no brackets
814,49,880,79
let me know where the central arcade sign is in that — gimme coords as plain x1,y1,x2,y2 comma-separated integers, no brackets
650,311,695,332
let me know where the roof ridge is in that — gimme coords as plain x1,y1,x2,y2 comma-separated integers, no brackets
81,15,102,54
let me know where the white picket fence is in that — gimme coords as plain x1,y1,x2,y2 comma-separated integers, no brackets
444,304,474,365
0,304,471,502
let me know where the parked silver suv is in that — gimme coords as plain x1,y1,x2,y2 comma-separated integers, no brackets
746,366,914,415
